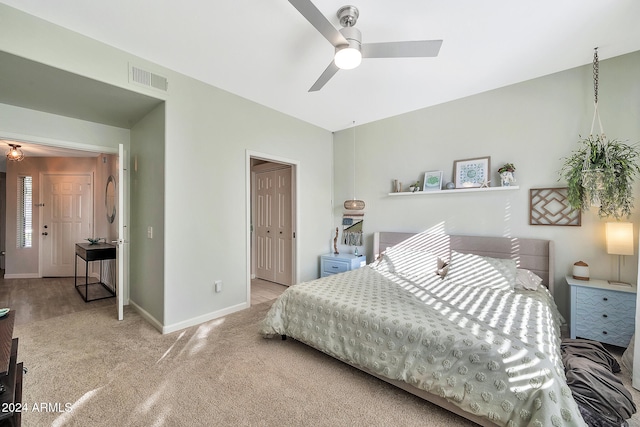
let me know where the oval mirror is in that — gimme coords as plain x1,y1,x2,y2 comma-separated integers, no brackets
105,175,116,223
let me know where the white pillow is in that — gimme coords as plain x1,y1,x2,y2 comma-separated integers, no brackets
379,246,440,278
446,251,517,290
515,269,543,291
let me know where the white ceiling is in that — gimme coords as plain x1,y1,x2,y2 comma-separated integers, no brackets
1,0,640,132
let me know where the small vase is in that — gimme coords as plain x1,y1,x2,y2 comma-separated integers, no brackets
500,171,515,187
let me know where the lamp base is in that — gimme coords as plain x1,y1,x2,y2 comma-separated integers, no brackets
608,279,631,287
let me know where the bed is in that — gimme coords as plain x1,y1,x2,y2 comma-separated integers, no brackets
261,231,586,427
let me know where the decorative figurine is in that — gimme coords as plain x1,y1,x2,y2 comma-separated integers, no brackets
333,227,339,254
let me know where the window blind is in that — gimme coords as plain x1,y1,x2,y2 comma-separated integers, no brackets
17,176,33,248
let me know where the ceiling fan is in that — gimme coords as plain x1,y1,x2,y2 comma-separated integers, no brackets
289,0,443,92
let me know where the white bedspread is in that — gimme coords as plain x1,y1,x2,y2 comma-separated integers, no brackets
261,264,586,427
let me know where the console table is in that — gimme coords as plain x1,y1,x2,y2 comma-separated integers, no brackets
75,243,116,302
0,311,23,427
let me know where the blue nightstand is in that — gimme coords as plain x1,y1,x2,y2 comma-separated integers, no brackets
566,275,636,347
320,253,366,277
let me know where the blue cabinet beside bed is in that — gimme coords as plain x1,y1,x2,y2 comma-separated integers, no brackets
567,276,636,347
320,253,366,277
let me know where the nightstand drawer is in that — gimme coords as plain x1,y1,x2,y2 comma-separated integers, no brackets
572,283,636,347
575,287,635,321
320,254,366,277
323,259,349,274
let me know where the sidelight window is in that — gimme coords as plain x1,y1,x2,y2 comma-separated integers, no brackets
17,176,33,248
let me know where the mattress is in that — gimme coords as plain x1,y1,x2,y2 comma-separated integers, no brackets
261,258,586,427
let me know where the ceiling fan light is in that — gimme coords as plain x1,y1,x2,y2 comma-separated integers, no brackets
334,46,362,70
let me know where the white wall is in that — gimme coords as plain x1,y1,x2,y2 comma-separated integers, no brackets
0,4,333,331
333,51,640,318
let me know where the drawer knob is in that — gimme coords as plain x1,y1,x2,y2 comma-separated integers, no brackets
332,266,339,269
602,314,608,318
603,297,608,301
603,331,608,335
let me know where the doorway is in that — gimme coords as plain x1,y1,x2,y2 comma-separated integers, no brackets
40,173,93,277
1,137,126,320
247,151,298,304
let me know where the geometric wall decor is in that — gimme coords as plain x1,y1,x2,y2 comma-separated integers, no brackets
529,187,581,226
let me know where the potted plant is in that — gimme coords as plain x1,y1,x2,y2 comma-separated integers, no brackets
559,135,640,218
497,163,516,187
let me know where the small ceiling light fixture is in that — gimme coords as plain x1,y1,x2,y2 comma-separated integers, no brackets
6,143,25,162
344,121,365,210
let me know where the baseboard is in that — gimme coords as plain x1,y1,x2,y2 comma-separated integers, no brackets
3,273,39,279
129,300,163,333
161,302,249,334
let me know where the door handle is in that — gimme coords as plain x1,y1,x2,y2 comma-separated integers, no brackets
42,232,48,236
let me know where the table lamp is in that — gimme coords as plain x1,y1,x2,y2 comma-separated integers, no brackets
605,222,634,285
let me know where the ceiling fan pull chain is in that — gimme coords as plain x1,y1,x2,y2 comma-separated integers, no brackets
590,47,604,137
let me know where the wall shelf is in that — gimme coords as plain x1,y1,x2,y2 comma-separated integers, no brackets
388,186,519,196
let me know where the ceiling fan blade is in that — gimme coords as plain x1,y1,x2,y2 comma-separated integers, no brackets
309,61,339,92
362,40,443,58
289,0,348,47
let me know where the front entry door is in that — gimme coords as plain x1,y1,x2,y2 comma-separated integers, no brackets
41,173,93,277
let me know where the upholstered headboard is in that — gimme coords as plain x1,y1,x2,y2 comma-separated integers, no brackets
373,232,555,294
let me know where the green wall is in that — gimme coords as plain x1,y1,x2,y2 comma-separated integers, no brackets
0,4,333,331
333,50,640,318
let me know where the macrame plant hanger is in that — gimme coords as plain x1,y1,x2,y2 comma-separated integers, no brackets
591,47,604,136
584,47,608,172
590,47,604,137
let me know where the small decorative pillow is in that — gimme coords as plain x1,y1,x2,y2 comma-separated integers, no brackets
515,268,543,291
446,251,517,290
436,257,449,279
379,246,439,278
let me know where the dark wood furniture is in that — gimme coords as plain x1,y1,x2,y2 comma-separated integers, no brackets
0,311,22,427
74,243,116,302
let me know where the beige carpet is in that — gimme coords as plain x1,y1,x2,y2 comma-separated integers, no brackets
13,302,640,427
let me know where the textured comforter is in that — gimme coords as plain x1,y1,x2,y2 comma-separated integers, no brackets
261,263,586,427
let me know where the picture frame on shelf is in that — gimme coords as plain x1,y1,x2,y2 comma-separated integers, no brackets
453,156,491,188
422,170,443,192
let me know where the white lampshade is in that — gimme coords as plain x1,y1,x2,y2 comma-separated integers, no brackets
605,222,634,255
334,47,362,70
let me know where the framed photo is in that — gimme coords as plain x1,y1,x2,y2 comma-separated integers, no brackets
453,156,491,188
423,170,443,191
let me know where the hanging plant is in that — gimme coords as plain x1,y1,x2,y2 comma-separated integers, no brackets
560,135,640,218
558,48,640,219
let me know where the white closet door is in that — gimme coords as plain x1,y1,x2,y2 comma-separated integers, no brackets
255,170,275,281
274,167,292,285
255,166,293,285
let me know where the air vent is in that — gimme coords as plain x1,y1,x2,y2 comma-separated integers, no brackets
129,64,168,92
